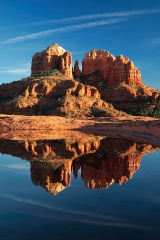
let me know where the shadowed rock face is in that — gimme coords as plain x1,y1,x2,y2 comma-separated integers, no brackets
31,43,73,79
0,136,159,194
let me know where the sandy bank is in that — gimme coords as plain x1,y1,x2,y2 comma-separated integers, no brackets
0,114,159,145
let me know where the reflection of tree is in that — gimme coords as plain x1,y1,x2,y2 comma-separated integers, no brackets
0,137,159,194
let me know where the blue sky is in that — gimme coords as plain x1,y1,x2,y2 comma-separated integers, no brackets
0,0,160,89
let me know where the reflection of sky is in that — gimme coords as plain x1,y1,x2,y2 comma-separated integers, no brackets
0,192,154,231
0,151,160,239
0,153,30,173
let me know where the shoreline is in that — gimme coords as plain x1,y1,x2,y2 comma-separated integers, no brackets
0,114,160,146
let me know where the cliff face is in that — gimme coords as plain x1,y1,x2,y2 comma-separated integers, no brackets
31,43,73,79
80,50,142,86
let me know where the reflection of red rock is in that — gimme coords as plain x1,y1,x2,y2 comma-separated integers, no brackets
80,154,140,189
82,50,142,86
0,137,159,194
31,161,72,195
28,139,101,194
31,43,73,78
72,139,152,190
23,139,100,162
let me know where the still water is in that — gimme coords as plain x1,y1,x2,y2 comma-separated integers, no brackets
0,135,160,240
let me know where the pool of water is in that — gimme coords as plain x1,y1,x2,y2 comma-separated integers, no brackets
0,136,160,240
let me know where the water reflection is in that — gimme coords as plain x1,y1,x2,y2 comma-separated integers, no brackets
0,135,159,195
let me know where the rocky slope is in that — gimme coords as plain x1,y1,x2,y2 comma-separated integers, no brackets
0,69,122,117
0,43,159,117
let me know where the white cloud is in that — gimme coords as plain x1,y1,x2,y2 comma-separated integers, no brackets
0,8,160,44
1,8,159,45
1,63,30,75
0,18,127,44
1,163,29,170
4,68,30,74
29,8,160,25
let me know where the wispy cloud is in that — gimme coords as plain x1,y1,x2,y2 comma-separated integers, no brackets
0,18,125,44
148,37,160,46
29,8,160,25
1,8,159,45
1,63,30,74
1,163,29,170
3,68,30,74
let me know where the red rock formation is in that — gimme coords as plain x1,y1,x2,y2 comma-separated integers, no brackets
82,50,115,75
151,91,160,100
0,43,159,117
31,43,73,78
81,49,142,86
60,51,72,78
73,60,81,77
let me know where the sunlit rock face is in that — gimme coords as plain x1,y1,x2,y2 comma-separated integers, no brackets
81,49,142,86
31,43,73,78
